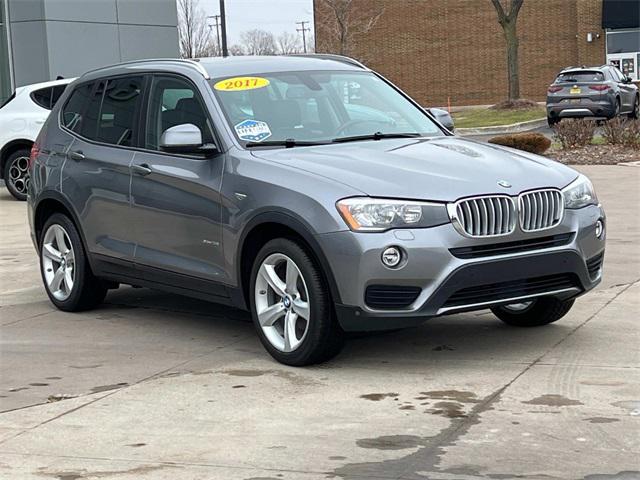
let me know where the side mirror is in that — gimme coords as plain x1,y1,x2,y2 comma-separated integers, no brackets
160,123,217,155
427,107,455,133
623,76,633,84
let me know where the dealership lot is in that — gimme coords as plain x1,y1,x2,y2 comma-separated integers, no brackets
0,165,638,479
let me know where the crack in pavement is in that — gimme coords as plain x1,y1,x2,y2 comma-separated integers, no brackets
0,332,253,446
332,280,637,479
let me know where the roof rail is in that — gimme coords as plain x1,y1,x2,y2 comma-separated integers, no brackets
289,53,368,69
82,58,210,79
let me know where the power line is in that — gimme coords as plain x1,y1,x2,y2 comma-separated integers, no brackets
207,15,221,55
296,20,310,54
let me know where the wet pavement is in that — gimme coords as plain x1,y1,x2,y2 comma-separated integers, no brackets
0,165,638,479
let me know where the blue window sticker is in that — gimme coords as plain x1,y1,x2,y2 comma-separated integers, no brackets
234,119,272,142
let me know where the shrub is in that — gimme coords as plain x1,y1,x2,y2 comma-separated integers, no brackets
488,132,551,154
490,99,539,110
553,119,596,149
602,117,627,145
621,119,640,148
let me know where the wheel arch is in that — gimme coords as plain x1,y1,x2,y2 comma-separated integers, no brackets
33,192,90,262
0,139,33,179
235,212,342,311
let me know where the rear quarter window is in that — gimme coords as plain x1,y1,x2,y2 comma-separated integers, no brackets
31,87,54,110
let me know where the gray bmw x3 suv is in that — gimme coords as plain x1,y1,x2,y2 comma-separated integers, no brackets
28,55,606,365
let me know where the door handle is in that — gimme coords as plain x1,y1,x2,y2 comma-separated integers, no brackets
67,150,85,161
131,163,152,176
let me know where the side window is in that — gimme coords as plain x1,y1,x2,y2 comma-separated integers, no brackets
31,87,53,110
62,82,94,133
612,68,624,82
95,76,144,147
146,75,214,151
51,85,67,108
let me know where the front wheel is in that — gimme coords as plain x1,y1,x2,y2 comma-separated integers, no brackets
3,148,31,201
40,213,108,311
250,238,343,366
491,297,574,327
547,116,559,127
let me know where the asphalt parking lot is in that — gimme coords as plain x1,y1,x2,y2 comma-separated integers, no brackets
1,165,639,480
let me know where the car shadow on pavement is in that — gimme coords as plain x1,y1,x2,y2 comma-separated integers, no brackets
102,286,572,367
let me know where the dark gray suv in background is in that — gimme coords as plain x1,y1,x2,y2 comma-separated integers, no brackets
546,65,639,125
28,56,606,365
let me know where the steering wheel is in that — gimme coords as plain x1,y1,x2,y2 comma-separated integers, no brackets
334,119,389,137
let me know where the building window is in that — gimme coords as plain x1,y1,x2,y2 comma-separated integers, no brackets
0,0,13,104
606,29,640,81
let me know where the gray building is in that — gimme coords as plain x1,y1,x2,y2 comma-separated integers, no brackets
1,0,179,103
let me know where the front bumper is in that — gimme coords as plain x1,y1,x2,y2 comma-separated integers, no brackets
317,204,605,331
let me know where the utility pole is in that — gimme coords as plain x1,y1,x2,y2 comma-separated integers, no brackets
296,20,310,53
207,15,221,55
219,0,228,57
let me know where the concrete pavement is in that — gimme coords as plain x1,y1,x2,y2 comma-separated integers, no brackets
0,166,638,479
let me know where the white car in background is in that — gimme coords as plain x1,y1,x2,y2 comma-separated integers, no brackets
0,78,74,200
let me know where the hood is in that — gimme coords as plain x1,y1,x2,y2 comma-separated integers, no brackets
251,136,578,202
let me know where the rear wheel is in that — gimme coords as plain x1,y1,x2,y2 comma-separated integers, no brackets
40,213,108,311
491,297,574,327
610,98,621,119
3,148,31,201
629,95,639,119
250,238,343,366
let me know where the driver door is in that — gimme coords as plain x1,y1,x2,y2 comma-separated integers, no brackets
130,74,226,290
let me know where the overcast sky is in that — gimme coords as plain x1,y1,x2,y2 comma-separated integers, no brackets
201,0,315,47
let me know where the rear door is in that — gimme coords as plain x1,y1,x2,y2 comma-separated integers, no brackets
129,74,226,291
60,76,144,261
612,67,635,112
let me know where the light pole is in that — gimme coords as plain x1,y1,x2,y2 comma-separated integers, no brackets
219,0,228,57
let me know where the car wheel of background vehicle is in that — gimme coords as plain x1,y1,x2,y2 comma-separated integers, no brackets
40,213,108,312
629,95,639,119
491,297,574,327
3,148,31,201
250,238,344,366
611,98,621,119
547,116,559,127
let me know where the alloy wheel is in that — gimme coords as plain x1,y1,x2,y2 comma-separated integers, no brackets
8,156,30,197
42,224,76,301
254,253,311,352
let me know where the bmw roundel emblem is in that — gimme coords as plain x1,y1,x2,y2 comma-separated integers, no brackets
497,180,512,188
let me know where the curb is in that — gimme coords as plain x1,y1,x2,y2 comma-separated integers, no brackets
618,161,640,167
456,118,547,136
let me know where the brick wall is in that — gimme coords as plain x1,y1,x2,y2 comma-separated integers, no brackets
314,0,606,106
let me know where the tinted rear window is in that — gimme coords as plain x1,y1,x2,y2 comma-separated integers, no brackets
556,71,604,83
31,87,54,110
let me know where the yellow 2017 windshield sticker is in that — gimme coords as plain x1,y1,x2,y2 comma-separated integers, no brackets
214,76,270,92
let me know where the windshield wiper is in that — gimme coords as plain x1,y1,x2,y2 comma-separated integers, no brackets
331,132,421,143
245,139,330,148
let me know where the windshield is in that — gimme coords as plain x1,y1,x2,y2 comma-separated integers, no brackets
210,70,442,146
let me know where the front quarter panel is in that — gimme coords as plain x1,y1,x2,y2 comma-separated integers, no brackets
220,149,362,286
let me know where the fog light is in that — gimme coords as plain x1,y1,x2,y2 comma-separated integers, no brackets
595,219,604,238
381,246,402,268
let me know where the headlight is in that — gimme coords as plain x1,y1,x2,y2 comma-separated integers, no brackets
562,174,598,209
336,197,449,232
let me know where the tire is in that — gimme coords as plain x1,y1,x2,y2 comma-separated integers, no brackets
3,148,31,201
39,213,108,311
629,95,639,120
491,297,575,327
249,238,344,366
547,116,559,127
610,98,621,119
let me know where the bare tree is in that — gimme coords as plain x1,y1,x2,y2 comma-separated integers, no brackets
490,0,525,101
228,44,246,56
277,31,303,55
177,0,214,58
315,0,384,58
240,29,278,55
